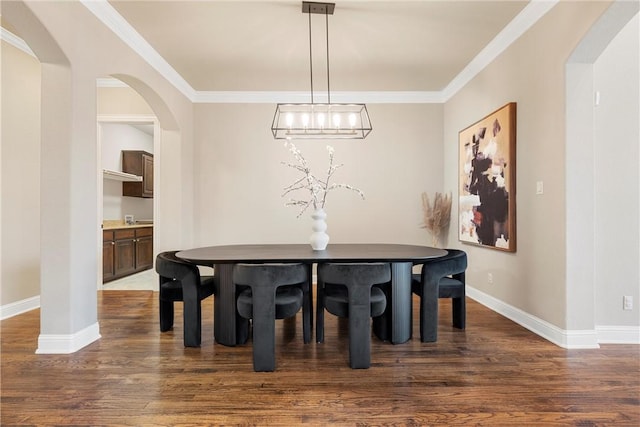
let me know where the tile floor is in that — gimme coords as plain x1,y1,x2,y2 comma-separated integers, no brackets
102,265,214,291
102,269,157,291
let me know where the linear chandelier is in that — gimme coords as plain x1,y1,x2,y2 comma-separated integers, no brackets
271,1,372,140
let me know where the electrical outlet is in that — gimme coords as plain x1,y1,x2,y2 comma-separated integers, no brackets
487,273,493,284
623,296,633,310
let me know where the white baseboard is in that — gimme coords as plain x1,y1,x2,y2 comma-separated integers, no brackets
596,325,640,344
4,288,637,352
36,322,101,354
467,286,600,348
0,295,40,320
467,286,639,347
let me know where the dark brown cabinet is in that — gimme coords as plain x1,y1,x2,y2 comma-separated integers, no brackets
114,229,137,277
122,150,153,198
103,226,153,283
103,230,116,281
134,227,153,271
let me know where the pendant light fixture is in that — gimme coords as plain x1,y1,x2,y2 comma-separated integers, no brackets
271,1,372,140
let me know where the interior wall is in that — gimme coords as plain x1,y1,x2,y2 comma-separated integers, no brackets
101,123,154,221
97,87,155,116
1,0,194,351
193,103,444,247
3,0,634,346
0,41,41,306
593,13,639,327
443,2,610,330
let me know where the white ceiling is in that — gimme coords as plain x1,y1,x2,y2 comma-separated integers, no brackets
107,1,530,93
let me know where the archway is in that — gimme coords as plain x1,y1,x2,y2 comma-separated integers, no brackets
565,0,639,345
2,1,183,353
2,0,99,354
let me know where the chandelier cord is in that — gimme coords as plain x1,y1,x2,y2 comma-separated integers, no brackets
325,9,330,104
308,11,314,104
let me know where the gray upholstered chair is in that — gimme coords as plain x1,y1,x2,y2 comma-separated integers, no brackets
234,263,312,372
156,250,216,347
411,249,467,342
316,263,390,369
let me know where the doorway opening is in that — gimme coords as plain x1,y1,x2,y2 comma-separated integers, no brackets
97,114,160,291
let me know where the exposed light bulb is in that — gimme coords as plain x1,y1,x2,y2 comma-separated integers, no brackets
349,113,357,128
332,114,341,128
317,113,325,128
286,113,294,128
302,113,310,128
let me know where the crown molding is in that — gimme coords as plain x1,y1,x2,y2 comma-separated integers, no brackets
82,0,556,104
1,27,36,56
80,0,197,101
5,1,558,104
441,0,559,101
0,7,165,92
192,90,445,104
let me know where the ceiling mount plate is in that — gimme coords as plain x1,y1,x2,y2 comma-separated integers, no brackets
302,1,335,15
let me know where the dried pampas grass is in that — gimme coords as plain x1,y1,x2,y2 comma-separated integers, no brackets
421,192,452,247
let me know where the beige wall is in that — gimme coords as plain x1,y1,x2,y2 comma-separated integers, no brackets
593,13,639,327
97,87,154,116
2,0,636,345
193,103,444,247
100,122,154,221
1,0,195,349
443,2,611,329
0,41,41,306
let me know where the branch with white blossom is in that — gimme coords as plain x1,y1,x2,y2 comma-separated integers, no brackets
281,142,365,217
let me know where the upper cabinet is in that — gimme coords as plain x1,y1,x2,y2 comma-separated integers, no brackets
122,150,154,198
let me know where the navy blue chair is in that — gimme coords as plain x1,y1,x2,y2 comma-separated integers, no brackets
316,263,390,369
411,249,467,342
234,263,312,372
156,251,216,347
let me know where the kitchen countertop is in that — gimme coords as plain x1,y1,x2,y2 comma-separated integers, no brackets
103,220,154,230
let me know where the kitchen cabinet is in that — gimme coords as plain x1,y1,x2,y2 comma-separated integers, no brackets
134,227,153,271
103,230,116,281
103,226,154,283
122,150,153,198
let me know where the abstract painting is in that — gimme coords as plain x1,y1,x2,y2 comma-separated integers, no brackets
458,102,516,252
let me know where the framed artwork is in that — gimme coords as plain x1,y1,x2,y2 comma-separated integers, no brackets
458,102,516,252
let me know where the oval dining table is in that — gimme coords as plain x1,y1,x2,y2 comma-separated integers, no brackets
176,243,447,346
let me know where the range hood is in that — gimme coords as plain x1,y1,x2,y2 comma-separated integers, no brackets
102,169,142,182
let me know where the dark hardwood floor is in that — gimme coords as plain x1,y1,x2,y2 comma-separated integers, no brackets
1,291,638,426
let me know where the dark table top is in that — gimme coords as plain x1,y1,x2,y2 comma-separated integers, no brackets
176,243,447,265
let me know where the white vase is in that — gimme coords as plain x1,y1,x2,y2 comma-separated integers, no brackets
310,208,330,250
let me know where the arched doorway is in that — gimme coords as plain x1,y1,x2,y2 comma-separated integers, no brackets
565,1,639,345
97,111,159,290
2,1,183,353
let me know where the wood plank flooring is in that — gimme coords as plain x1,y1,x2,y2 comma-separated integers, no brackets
1,291,639,426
